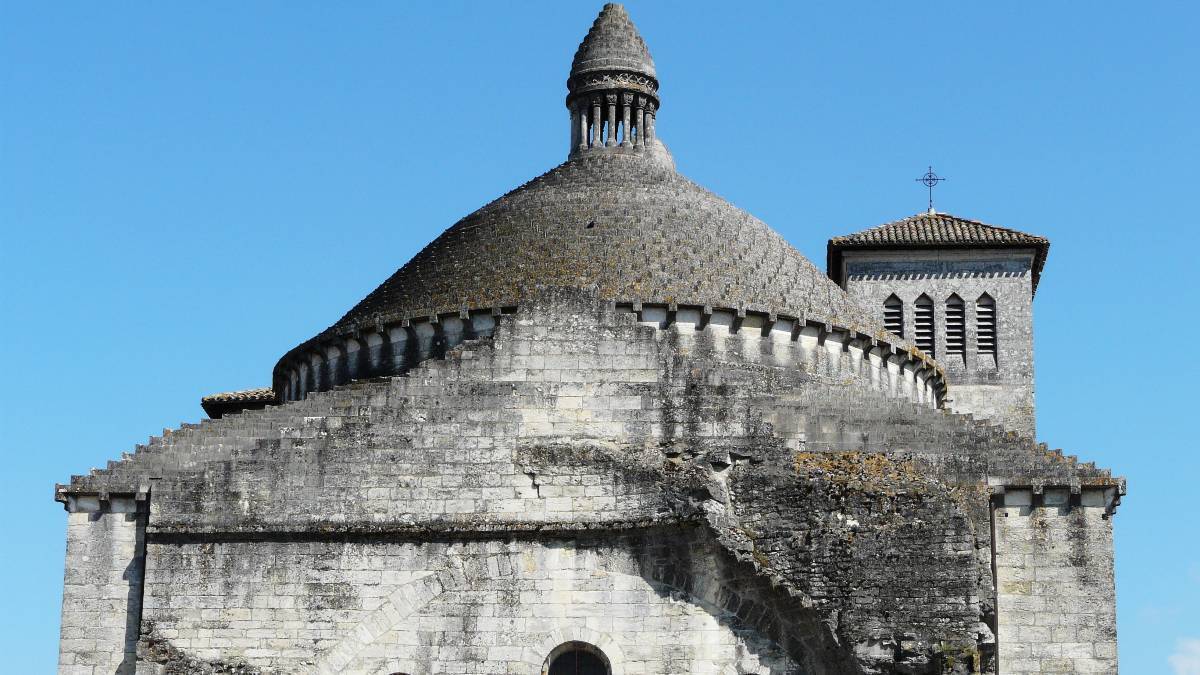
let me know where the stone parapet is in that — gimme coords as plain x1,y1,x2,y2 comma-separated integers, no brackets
273,308,510,403
271,299,948,410
625,301,946,408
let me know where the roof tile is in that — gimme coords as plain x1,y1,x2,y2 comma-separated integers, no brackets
827,211,1050,293
200,387,276,405
829,211,1048,248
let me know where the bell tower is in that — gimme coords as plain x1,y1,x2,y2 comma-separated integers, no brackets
828,211,1050,438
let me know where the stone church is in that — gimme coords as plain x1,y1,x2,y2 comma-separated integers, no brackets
56,5,1122,674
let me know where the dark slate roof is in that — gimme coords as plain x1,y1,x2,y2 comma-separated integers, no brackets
275,151,890,371
570,3,656,78
827,211,1050,292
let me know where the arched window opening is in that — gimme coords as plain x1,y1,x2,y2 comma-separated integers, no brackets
545,641,611,675
914,294,935,358
883,294,904,337
945,294,965,361
977,293,997,364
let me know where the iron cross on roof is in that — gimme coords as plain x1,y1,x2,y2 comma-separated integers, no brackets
916,166,946,213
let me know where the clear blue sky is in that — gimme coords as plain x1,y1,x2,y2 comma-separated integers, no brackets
2,2,1196,672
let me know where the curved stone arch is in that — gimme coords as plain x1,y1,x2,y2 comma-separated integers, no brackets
525,563,794,674
524,626,626,674
635,575,793,673
310,567,461,675
625,536,851,674
314,538,807,675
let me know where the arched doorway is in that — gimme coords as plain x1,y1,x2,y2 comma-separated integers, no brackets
544,641,610,675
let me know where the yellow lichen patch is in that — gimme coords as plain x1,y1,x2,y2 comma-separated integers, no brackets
793,451,928,490
947,483,992,512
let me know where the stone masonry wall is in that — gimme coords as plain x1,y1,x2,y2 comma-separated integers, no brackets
839,249,1039,437
58,496,146,675
60,289,1121,674
725,452,990,674
993,488,1118,674
137,530,799,675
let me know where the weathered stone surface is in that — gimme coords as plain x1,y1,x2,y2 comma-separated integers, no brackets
55,4,1121,674
275,150,888,398
994,490,1118,675
60,289,1120,673
58,497,145,675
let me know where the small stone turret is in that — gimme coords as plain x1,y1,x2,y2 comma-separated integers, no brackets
566,4,660,156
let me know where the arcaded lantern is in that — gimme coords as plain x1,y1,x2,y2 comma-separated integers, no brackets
566,3,660,155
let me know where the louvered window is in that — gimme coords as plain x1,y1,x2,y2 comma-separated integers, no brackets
945,294,965,359
977,293,997,361
914,294,935,357
883,295,904,337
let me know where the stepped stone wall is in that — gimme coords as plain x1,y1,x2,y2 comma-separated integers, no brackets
58,289,1121,674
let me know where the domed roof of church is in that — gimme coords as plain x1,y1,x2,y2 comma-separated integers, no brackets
315,152,876,335
276,4,885,370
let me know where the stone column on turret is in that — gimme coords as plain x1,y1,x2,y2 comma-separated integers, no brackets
591,97,602,148
605,93,617,146
644,102,656,145
577,102,589,152
635,96,646,147
621,92,633,147
564,1,659,156
570,109,580,153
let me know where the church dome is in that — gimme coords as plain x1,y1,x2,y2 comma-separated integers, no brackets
272,4,919,400
312,151,877,337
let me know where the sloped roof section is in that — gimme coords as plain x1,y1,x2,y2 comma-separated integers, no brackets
830,211,1049,248
287,151,881,354
827,211,1050,292
570,3,656,79
200,387,276,419
272,2,894,390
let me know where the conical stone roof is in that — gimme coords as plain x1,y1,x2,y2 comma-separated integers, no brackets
570,3,656,79
283,151,881,368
